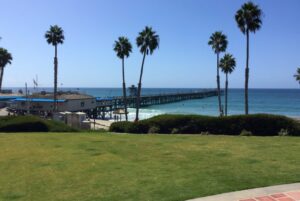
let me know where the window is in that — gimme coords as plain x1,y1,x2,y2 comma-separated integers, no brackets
81,102,85,107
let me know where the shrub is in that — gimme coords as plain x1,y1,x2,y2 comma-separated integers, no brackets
109,114,300,136
278,129,289,136
200,131,210,135
0,116,76,132
171,128,180,134
240,129,253,136
109,121,132,133
148,126,160,134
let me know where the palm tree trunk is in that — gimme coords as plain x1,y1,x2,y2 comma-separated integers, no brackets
135,51,146,122
245,29,249,115
122,58,128,121
216,52,222,116
54,45,58,112
0,67,4,92
225,73,228,116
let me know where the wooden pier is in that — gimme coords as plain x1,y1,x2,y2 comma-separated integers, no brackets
97,89,218,109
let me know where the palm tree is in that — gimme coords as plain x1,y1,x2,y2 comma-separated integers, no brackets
294,68,300,84
208,31,228,116
113,37,132,121
0,48,12,91
45,25,65,112
135,26,159,121
220,54,236,116
235,1,262,115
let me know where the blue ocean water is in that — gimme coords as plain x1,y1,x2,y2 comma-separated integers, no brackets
10,87,300,119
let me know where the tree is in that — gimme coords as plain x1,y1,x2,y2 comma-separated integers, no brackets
208,31,228,116
113,37,132,121
135,26,159,121
220,54,236,116
294,68,300,84
235,1,262,115
0,48,12,91
45,25,65,112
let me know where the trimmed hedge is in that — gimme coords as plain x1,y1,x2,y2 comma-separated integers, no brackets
0,116,77,132
109,114,300,136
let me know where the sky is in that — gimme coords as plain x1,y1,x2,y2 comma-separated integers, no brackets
0,0,299,89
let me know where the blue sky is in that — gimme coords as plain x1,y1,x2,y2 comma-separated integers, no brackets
0,0,299,88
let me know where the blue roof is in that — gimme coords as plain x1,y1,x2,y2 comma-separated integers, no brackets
13,98,66,103
0,96,23,100
96,97,113,101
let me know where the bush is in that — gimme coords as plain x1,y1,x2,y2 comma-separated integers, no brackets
109,114,300,136
0,116,77,132
148,126,160,134
278,129,289,136
240,129,253,136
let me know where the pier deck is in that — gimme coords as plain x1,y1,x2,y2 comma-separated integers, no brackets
107,89,218,109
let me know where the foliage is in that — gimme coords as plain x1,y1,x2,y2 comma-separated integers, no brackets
136,26,159,55
208,31,228,53
294,68,300,84
240,129,253,136
0,48,13,68
220,53,236,74
113,37,132,59
0,116,76,132
278,129,289,136
235,1,262,34
45,25,65,46
110,114,300,136
148,126,160,134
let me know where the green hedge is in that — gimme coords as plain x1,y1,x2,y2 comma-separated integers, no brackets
109,114,300,136
0,116,77,132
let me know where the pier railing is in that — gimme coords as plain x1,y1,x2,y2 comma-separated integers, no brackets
107,89,219,108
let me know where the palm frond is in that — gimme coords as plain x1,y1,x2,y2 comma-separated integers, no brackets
113,37,132,59
45,25,65,46
219,53,236,74
294,68,300,83
208,31,228,53
136,26,159,55
0,48,13,68
235,1,263,34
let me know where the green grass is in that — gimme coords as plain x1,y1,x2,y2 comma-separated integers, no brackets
0,133,300,201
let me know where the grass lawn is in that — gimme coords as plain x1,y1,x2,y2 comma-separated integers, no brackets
0,133,300,201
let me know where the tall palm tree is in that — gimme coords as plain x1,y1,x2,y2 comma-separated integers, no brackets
220,54,236,116
45,25,65,112
135,26,159,121
208,31,228,116
113,37,132,121
235,1,262,115
0,48,12,91
294,68,300,84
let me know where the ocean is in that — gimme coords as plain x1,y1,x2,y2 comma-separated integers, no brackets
10,87,300,119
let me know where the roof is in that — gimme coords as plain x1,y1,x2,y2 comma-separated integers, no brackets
0,96,23,100
13,98,66,103
30,92,94,100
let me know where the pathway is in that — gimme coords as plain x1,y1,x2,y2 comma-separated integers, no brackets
187,183,300,201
